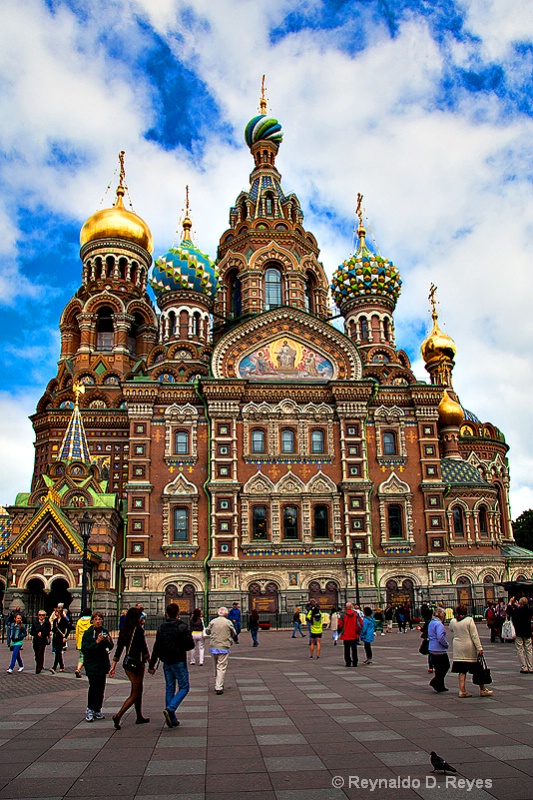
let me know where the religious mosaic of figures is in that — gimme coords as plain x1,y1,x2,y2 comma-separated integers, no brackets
32,532,68,560
238,337,334,380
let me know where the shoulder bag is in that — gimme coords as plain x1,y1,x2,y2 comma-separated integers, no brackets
419,637,429,655
472,654,492,686
123,628,141,673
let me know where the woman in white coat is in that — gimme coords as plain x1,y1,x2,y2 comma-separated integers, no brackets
449,603,493,698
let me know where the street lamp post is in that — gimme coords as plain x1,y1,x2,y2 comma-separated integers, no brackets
79,512,94,612
352,541,363,606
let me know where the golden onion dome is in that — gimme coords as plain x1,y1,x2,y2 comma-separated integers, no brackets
80,185,153,253
420,314,457,364
438,389,464,427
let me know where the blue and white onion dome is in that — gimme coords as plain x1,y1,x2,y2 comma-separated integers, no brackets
244,113,283,148
150,217,218,300
331,222,401,309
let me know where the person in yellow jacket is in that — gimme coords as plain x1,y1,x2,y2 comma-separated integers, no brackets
75,608,92,678
306,603,323,659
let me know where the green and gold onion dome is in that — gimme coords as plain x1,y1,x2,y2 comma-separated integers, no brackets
80,185,153,254
438,389,464,427
331,214,401,308
150,216,218,301
245,114,283,148
420,314,457,364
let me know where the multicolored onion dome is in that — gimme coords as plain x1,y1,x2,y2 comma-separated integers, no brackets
245,115,283,148
150,236,218,300
331,240,402,308
80,186,153,254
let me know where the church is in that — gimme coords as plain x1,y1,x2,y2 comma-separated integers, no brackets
2,91,531,620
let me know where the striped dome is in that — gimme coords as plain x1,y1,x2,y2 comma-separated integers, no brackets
245,115,283,148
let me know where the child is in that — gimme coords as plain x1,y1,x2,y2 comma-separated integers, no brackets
361,607,376,664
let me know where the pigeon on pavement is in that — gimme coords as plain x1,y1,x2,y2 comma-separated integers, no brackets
430,751,457,773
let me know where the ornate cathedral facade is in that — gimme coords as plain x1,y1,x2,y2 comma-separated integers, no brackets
2,96,531,619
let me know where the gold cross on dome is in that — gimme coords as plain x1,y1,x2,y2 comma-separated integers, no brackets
73,382,85,406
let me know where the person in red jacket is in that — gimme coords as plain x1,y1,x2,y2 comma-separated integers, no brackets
338,602,363,667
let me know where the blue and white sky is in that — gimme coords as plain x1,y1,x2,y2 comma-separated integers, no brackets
1,0,533,518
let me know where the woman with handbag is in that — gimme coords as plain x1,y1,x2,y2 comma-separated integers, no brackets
189,608,206,665
50,607,70,673
427,607,449,692
109,607,150,729
449,603,493,697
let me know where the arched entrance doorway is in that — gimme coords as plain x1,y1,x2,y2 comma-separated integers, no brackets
48,578,73,614
483,575,495,605
308,580,339,611
248,582,279,614
165,583,196,616
385,578,415,609
26,577,47,619
456,576,473,611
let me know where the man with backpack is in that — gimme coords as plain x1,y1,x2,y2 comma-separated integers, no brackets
148,604,194,728
338,602,363,667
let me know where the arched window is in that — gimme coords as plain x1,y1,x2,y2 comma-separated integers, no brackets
96,306,114,351
251,429,266,453
228,270,242,318
127,312,143,356
168,311,177,337
388,505,403,538
173,508,189,541
283,506,298,539
264,192,274,215
252,506,267,539
192,312,201,338
360,316,369,341
304,272,316,313
311,429,325,453
175,431,189,455
453,506,465,536
265,266,282,310
314,505,329,539
479,505,488,536
383,317,390,342
383,431,397,456
281,429,295,453
240,199,247,221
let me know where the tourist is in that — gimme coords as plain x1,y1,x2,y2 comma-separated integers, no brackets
509,597,533,674
427,607,449,693
291,607,305,638
74,607,92,678
338,602,362,667
330,607,340,645
395,605,406,633
384,604,393,633
373,607,385,635
248,608,260,647
81,611,114,722
30,609,51,674
50,605,70,673
109,607,150,728
206,607,237,695
449,603,493,698
6,613,26,673
227,602,242,643
189,608,206,666
148,603,194,728
361,607,376,664
306,603,323,659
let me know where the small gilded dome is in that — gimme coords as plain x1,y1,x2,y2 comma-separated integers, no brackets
438,389,464,427
420,316,457,364
80,186,153,253
150,218,218,300
245,114,283,148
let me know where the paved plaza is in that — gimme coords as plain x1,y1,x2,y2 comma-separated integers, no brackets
0,626,532,800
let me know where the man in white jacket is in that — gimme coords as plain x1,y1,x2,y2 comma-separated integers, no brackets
206,607,237,695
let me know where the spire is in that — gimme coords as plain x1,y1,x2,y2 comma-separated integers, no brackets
58,383,91,463
182,185,192,242
420,284,457,387
259,74,267,115
355,193,366,248
114,150,126,209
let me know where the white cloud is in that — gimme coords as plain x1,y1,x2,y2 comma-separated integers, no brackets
0,392,37,506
